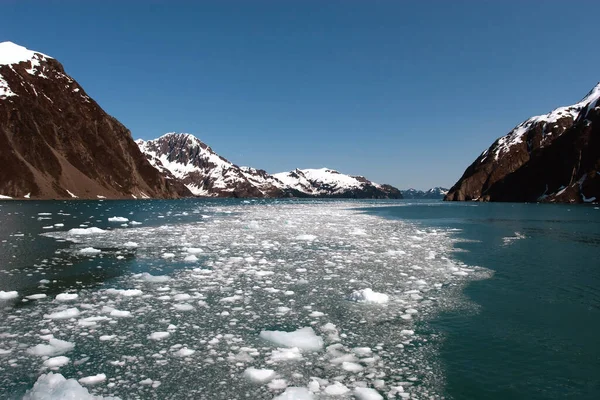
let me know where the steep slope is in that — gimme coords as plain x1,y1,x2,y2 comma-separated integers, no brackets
137,133,402,198
402,187,448,199
0,41,189,199
136,133,287,198
445,83,600,203
273,168,402,199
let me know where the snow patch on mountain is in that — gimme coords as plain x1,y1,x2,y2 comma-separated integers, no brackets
0,42,53,99
273,168,382,196
482,83,600,163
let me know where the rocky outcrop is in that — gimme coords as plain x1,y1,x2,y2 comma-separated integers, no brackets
401,187,448,199
445,83,600,203
137,133,403,199
0,41,190,200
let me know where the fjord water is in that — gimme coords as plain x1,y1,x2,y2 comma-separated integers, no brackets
366,201,600,399
0,199,598,399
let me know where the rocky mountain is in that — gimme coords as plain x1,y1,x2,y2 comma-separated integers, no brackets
136,133,286,198
137,133,402,199
273,168,402,198
0,41,190,200
445,83,600,203
401,187,448,199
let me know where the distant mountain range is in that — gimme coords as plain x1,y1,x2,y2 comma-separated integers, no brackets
0,42,400,200
137,133,402,199
446,83,600,203
401,187,448,199
2,41,597,203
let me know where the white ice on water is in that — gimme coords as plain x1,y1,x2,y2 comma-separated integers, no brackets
2,201,489,399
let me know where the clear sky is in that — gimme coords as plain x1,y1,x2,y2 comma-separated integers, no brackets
1,1,599,189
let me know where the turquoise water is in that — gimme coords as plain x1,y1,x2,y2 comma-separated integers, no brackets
0,199,598,399
365,201,600,399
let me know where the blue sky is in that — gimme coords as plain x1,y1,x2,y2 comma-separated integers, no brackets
1,1,599,189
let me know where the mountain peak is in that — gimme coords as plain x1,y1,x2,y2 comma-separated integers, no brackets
0,41,52,66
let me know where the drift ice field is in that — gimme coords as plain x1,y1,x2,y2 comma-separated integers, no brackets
0,199,490,399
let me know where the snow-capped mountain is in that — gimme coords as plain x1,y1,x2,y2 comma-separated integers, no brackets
0,41,189,199
136,133,285,197
401,187,449,199
446,83,600,203
137,133,402,198
273,168,402,198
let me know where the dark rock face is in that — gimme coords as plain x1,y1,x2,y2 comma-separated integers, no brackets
0,42,190,200
401,187,449,199
445,84,600,204
138,134,403,199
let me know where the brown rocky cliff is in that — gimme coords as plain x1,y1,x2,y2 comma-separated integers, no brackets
0,42,191,199
445,84,600,203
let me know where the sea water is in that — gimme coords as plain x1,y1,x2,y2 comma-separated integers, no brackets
0,199,598,399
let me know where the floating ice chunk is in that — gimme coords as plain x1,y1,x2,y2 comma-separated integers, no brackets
55,293,78,301
23,373,117,400
309,311,324,317
44,308,80,320
352,347,372,356
106,289,143,297
79,247,101,254
184,255,198,262
99,335,116,341
243,367,276,383
173,303,194,311
186,247,203,254
349,288,389,304
78,373,106,385
123,241,138,248
110,309,131,318
161,252,175,259
174,347,195,357
342,361,364,372
325,382,350,395
0,290,18,300
78,316,110,327
354,387,383,400
349,228,367,235
268,379,288,390
43,356,70,368
26,294,47,300
136,273,170,283
274,387,314,400
0,348,12,355
220,295,242,303
108,217,128,222
269,347,303,362
28,338,75,356
173,293,191,301
259,327,323,351
68,227,106,235
295,234,317,241
148,331,170,341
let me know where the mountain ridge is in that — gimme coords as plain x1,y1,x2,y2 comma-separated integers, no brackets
401,187,448,199
445,83,600,203
137,133,402,199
